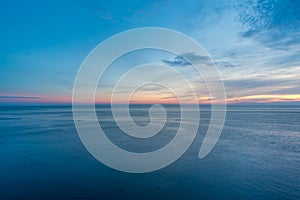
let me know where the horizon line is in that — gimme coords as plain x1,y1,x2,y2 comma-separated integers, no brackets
1,102,300,107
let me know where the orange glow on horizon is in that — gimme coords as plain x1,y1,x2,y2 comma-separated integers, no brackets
227,94,300,104
1,93,300,104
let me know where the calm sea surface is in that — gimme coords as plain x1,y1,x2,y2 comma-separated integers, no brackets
0,105,299,200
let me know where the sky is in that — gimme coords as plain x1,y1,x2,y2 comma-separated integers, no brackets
1,0,300,105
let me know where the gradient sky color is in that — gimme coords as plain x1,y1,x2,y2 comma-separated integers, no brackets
1,0,300,105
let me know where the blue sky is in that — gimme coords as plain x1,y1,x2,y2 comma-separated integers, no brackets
1,0,300,104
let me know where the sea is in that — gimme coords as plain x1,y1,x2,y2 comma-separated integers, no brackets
0,104,299,200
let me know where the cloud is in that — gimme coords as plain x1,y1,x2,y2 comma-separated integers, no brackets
224,79,276,90
222,65,300,99
0,96,40,99
236,0,300,49
214,61,238,68
162,52,211,67
162,52,239,68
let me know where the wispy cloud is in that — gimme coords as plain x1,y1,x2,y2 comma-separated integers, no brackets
236,0,300,49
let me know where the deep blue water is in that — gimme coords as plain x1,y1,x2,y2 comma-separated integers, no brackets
0,105,300,200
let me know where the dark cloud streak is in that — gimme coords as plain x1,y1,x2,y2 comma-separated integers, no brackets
162,52,211,67
0,96,41,99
